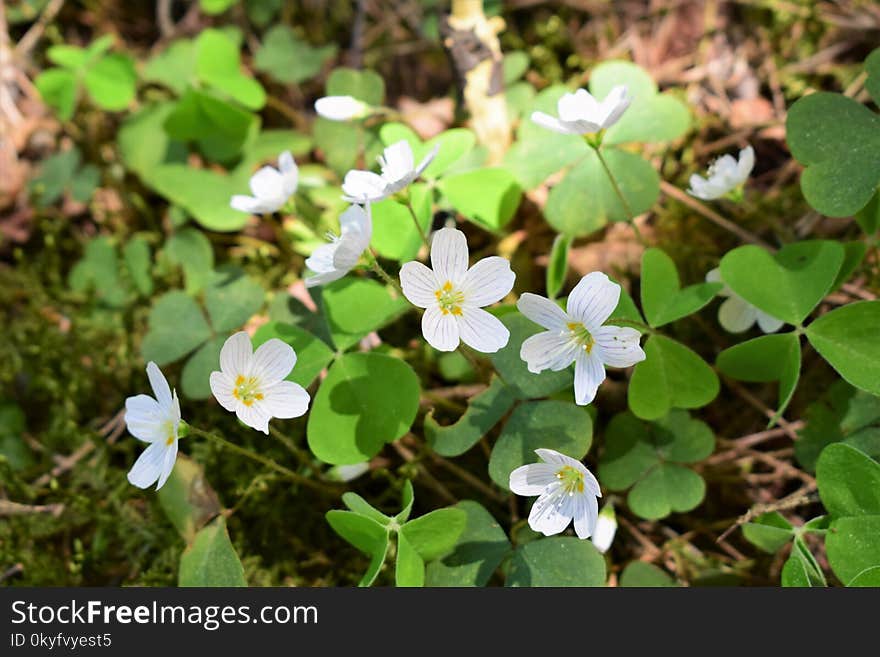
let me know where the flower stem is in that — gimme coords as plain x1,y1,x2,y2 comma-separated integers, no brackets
265,212,296,264
593,146,646,245
268,425,314,466
457,343,486,376
189,426,337,495
606,317,654,333
364,248,403,295
404,198,431,251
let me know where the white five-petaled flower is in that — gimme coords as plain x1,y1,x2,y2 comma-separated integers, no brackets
687,145,755,200
706,268,784,334
517,272,646,406
399,226,514,353
124,362,182,491
230,150,298,215
209,332,310,434
510,448,602,539
342,140,437,203
305,204,372,288
530,85,631,135
315,95,371,121
590,503,617,553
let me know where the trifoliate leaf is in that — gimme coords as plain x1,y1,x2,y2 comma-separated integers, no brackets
787,92,880,217
141,291,212,365
628,334,719,420
544,147,659,237
307,353,420,464
795,381,880,471
254,25,336,85
425,376,517,457
816,443,880,518
806,301,880,396
425,501,511,587
488,400,592,490
640,248,721,327
319,277,409,351
719,241,844,326
506,537,606,587
589,60,690,145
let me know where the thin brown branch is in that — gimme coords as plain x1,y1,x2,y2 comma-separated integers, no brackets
717,485,817,543
13,0,65,58
660,180,772,249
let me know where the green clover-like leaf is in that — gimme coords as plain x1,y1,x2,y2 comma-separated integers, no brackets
640,248,721,327
719,240,844,326
787,92,880,217
325,510,389,587
425,501,512,587
627,334,719,420
307,352,420,465
252,322,334,389
254,25,337,85
816,443,880,518
599,410,714,520
619,562,677,587
319,277,409,351
716,332,802,422
141,291,212,366
742,512,795,554
806,300,880,396
488,400,593,491
825,515,880,586
795,381,880,471
543,147,659,238
425,376,517,458
438,168,522,231
489,313,573,400
178,516,247,587
506,537,606,587
589,60,690,145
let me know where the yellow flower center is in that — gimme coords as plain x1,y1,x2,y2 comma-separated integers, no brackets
567,322,595,352
162,420,176,446
232,375,264,407
556,465,585,495
435,280,464,316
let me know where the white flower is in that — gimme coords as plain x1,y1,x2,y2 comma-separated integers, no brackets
209,332,310,434
510,448,602,539
590,504,617,553
399,227,514,353
305,204,372,288
124,362,182,490
517,272,646,406
230,151,298,214
315,95,370,121
706,268,784,334
530,85,631,135
342,140,438,203
688,145,755,200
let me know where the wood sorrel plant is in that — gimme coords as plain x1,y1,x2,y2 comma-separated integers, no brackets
19,8,880,588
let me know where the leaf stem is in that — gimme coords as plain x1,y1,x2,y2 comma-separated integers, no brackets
189,426,338,495
592,145,646,245
606,317,654,333
364,248,403,295
268,425,314,466
404,195,431,251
